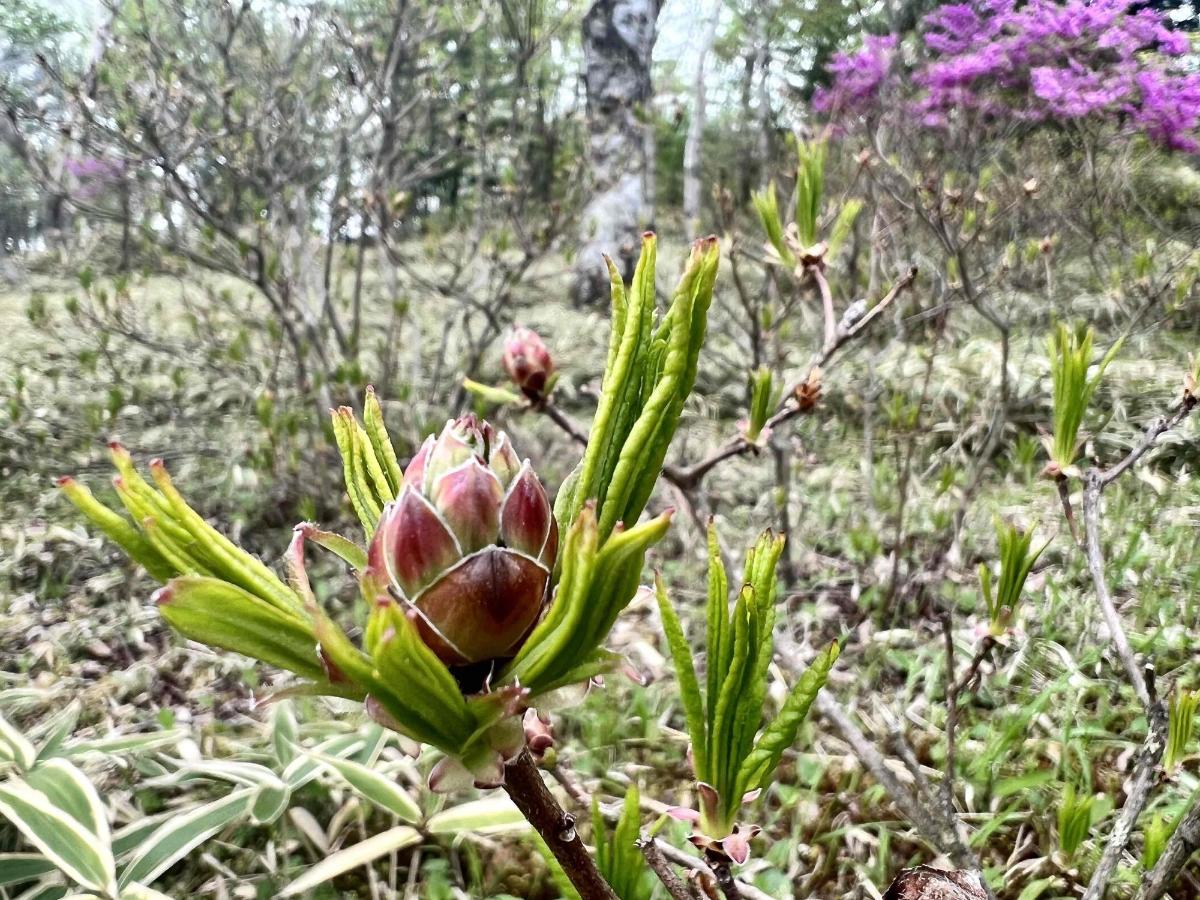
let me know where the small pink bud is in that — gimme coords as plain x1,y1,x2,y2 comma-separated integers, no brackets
502,327,555,398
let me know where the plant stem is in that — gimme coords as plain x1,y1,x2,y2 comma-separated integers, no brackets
502,750,618,900
637,836,699,900
1081,473,1151,711
1081,685,1166,900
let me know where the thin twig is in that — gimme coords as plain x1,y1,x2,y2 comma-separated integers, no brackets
666,266,920,490
815,692,983,879
540,399,590,447
811,263,837,350
1081,678,1167,900
941,616,959,819
502,751,618,900
1099,397,1196,488
1081,473,1152,711
1055,475,1079,545
637,836,700,900
710,859,742,899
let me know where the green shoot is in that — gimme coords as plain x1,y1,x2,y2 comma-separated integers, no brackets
656,524,839,841
1165,688,1199,773
1142,812,1177,870
591,785,654,900
1045,322,1121,475
744,368,776,443
1057,783,1096,859
794,138,827,248
980,520,1048,635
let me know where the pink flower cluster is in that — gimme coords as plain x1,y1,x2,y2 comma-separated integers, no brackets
814,0,1200,150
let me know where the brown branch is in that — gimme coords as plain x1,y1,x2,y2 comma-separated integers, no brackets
1055,475,1079,545
540,399,589,448
637,836,700,900
502,751,617,900
765,265,919,435
710,859,742,899
1081,473,1152,711
666,265,920,491
1081,681,1167,900
811,263,837,350
1099,396,1197,487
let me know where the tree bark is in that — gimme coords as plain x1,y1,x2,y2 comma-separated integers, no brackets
574,0,660,305
682,0,720,234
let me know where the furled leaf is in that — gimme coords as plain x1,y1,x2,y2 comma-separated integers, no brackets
737,640,840,793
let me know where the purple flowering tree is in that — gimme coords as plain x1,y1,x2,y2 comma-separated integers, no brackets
816,0,1200,151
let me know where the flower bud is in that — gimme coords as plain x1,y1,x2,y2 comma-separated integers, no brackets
366,415,558,665
502,327,555,399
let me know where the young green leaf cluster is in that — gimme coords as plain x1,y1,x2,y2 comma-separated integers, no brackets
980,520,1047,635
1045,323,1121,475
751,137,863,268
329,386,403,537
504,234,721,694
657,524,840,845
1057,783,1097,859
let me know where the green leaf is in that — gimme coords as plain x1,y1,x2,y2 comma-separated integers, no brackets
156,576,326,683
655,574,706,780
309,751,420,824
462,378,523,407
426,797,528,835
249,781,291,825
0,714,37,771
24,760,111,851
293,525,367,572
0,853,58,888
31,702,81,762
278,826,421,897
148,462,303,615
61,731,186,759
281,734,365,790
737,640,840,794
111,814,176,861
57,478,174,582
0,780,116,894
752,182,794,266
120,884,175,900
117,788,253,888
271,702,299,768
363,385,403,493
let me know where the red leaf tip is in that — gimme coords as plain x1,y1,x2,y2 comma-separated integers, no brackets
56,475,75,487
152,586,174,606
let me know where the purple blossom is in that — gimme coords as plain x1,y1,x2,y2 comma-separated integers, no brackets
818,0,1200,150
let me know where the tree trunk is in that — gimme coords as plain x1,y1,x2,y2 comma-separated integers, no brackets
573,0,660,305
682,0,720,234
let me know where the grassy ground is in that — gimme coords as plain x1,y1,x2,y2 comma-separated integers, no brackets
3,249,1200,897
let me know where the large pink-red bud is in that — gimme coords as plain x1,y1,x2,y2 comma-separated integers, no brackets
502,327,555,398
367,416,557,666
